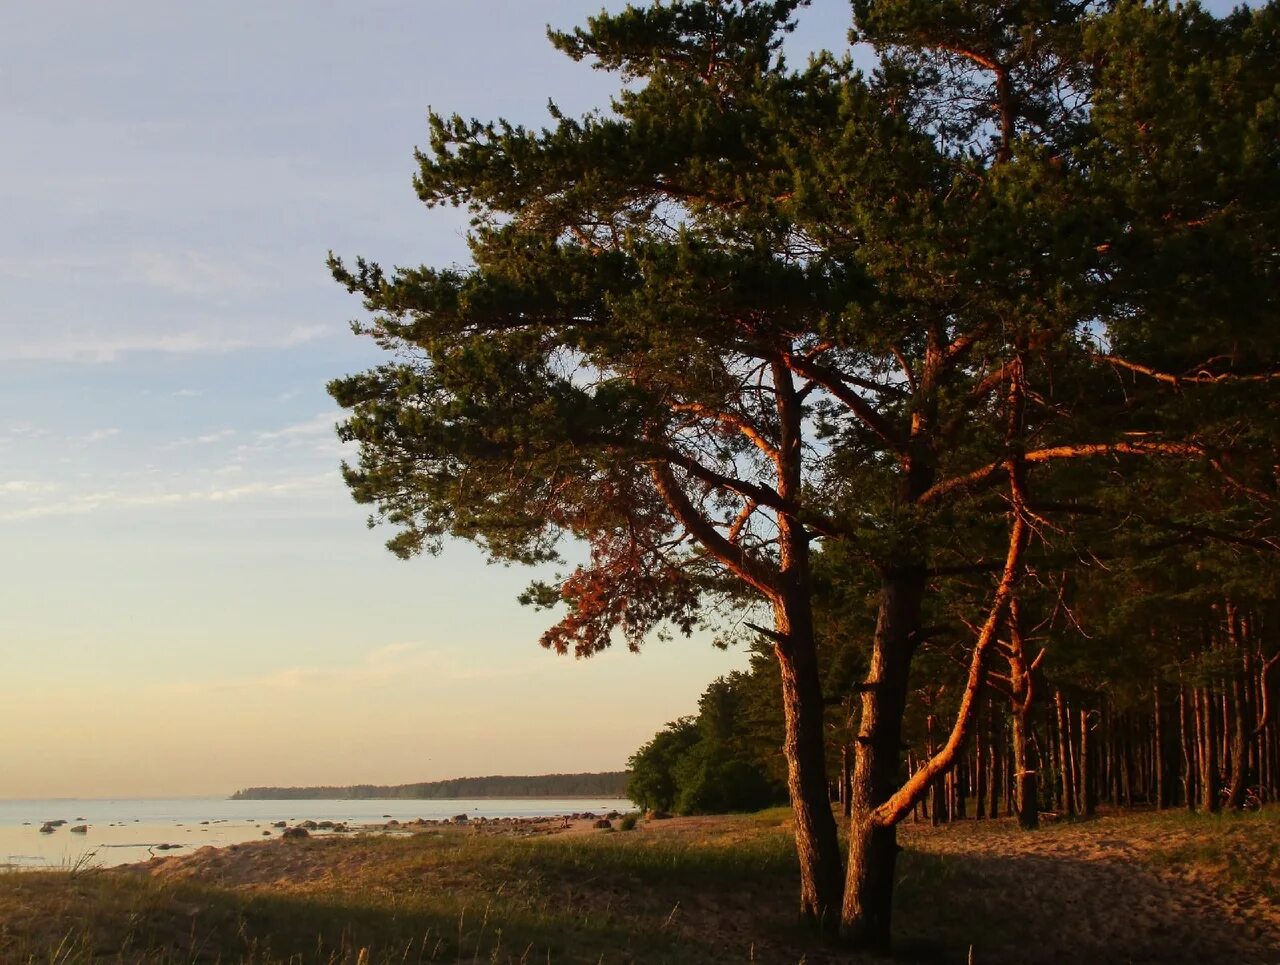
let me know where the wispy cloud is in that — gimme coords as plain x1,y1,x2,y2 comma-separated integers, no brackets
82,427,122,443
0,325,331,363
0,474,333,521
256,414,337,443
130,250,266,296
0,480,61,496
168,428,236,448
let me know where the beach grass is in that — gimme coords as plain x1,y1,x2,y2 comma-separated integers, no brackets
0,807,1278,963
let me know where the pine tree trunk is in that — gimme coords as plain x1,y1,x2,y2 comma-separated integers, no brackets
1198,687,1221,813
842,568,925,951
1056,690,1076,817
1153,685,1167,809
768,362,844,930
976,712,987,819
1227,677,1248,809
1080,707,1095,816
1226,608,1250,810
1011,699,1038,830
842,743,853,819
1180,688,1196,810
927,713,943,827
988,699,1001,819
774,602,844,929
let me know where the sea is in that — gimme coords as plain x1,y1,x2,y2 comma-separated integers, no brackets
0,797,634,870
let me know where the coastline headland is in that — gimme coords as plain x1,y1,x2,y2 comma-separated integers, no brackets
230,771,628,800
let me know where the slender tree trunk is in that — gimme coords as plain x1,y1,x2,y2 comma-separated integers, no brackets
1228,677,1249,809
976,710,987,819
1080,707,1095,816
988,700,1001,820
842,743,853,820
843,567,925,951
1056,690,1076,817
1180,688,1196,811
927,713,943,827
1153,684,1167,809
1198,687,1221,813
1226,607,1249,809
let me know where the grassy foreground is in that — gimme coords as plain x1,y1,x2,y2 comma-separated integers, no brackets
1,808,1278,963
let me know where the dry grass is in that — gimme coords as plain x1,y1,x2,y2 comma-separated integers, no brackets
0,808,1278,963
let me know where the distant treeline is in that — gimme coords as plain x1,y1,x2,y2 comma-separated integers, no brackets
230,772,629,800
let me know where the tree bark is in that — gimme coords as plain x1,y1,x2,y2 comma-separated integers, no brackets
843,567,925,950
1080,707,1095,816
1012,697,1038,829
1055,690,1076,817
988,699,1001,819
770,358,843,930
1180,688,1196,810
975,708,988,819
1153,684,1167,809
1198,687,1221,813
841,743,853,819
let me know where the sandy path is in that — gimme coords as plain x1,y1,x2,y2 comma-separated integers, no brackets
901,815,1280,963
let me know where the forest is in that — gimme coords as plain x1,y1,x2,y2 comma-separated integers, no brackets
230,772,629,800
327,0,1279,952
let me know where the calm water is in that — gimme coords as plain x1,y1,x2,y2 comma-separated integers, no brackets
0,797,633,869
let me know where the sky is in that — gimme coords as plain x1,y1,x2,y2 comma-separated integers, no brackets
0,0,871,799
0,0,1245,799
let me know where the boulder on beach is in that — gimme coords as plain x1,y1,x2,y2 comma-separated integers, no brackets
282,827,310,840
70,825,88,834
593,819,612,830
272,821,287,828
38,823,55,834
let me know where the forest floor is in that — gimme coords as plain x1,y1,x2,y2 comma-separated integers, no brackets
0,806,1277,963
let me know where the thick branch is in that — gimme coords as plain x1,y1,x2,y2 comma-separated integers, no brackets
650,465,779,600
784,354,907,453
919,441,1204,505
1093,353,1280,386
670,401,780,462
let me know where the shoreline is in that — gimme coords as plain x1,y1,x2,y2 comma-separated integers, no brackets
0,798,635,871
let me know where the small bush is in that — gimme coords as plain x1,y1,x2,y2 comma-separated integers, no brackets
618,813,639,831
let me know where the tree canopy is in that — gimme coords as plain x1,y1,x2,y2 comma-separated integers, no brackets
331,0,1279,949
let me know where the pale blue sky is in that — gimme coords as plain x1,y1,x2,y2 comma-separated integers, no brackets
0,0,869,797
0,1,1242,797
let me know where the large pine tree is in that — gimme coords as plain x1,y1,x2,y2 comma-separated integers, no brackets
330,0,1278,949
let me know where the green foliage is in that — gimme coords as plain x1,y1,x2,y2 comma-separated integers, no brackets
627,717,700,812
